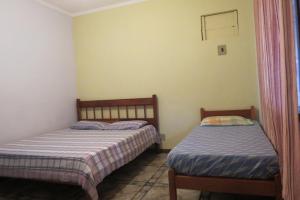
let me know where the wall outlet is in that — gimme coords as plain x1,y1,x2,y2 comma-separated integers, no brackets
160,133,166,141
218,45,227,56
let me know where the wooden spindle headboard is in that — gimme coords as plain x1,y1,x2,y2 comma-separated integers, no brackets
76,95,159,130
200,106,257,120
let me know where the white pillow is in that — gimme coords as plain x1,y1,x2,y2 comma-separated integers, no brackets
201,116,254,126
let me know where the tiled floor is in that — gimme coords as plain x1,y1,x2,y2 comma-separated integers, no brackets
99,152,201,200
0,151,274,200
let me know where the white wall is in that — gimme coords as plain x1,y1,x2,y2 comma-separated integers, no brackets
0,0,77,143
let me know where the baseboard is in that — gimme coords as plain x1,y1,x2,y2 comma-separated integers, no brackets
160,149,171,153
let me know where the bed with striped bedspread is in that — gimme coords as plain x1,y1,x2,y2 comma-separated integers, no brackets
0,125,160,200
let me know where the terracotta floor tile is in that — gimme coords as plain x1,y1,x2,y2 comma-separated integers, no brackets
142,186,201,200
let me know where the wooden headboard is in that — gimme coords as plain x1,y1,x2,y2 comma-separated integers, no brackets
200,106,257,120
76,95,159,130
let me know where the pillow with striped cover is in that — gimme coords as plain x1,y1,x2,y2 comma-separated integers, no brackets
200,116,254,126
70,121,109,130
103,120,148,130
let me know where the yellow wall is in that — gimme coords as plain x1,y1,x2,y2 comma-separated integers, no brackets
73,0,258,149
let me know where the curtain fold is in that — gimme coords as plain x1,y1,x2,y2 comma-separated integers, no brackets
253,0,300,200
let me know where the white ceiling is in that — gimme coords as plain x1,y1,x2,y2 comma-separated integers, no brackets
37,0,146,16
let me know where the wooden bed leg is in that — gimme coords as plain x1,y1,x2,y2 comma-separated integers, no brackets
275,174,283,200
168,168,177,200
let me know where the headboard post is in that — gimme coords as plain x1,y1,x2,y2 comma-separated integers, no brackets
250,106,256,120
200,108,205,120
76,99,81,121
152,95,159,131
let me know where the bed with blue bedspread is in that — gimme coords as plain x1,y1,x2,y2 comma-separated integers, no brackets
167,122,279,179
167,107,282,200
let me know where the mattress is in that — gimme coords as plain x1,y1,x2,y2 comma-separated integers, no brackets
167,122,279,179
0,125,160,200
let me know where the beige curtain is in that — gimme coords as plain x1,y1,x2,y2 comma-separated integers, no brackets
254,0,300,199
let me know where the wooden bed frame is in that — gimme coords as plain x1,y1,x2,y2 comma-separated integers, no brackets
168,107,282,200
77,95,159,129
76,94,160,151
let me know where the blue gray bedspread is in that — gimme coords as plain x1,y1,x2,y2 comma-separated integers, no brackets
167,123,279,179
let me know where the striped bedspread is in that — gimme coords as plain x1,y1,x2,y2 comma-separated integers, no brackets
0,125,160,200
